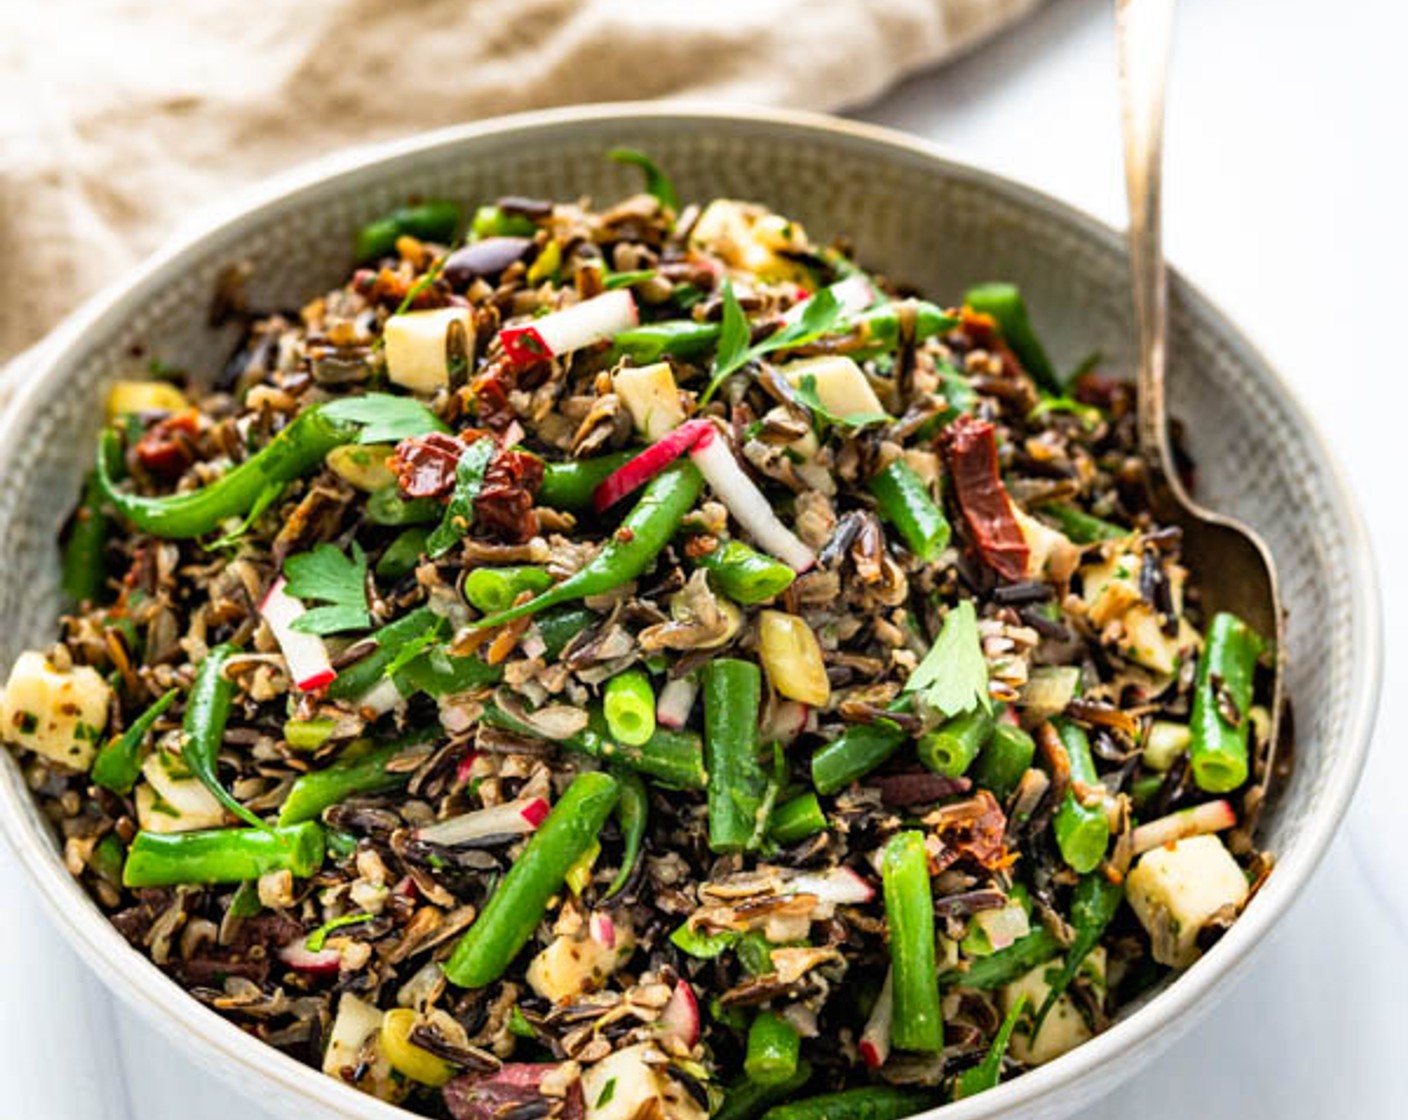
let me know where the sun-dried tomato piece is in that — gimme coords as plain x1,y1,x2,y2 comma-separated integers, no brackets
474,447,544,543
924,790,1012,872
390,432,466,499
942,415,1029,582
134,409,200,478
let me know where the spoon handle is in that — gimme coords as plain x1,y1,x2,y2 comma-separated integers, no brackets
1117,0,1178,473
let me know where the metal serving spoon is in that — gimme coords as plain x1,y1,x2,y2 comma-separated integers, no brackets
1115,0,1285,778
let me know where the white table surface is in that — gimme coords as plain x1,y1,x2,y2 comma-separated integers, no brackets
5,0,1406,1116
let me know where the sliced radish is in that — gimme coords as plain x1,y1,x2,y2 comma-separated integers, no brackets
786,866,875,906
1131,799,1237,856
589,912,617,950
782,275,876,325
278,941,342,974
500,290,637,364
260,577,336,692
355,676,404,718
593,419,713,512
454,749,485,786
415,796,550,847
689,425,816,572
760,699,809,747
859,968,893,1069
656,676,699,730
657,980,700,1048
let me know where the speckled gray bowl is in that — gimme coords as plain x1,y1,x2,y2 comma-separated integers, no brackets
0,105,1381,1120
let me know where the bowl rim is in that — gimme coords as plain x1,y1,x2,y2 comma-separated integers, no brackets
0,102,1383,1120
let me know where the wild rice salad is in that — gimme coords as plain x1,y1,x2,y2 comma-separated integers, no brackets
4,152,1278,1119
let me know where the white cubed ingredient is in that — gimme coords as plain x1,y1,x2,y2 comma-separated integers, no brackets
613,362,685,442
1001,949,1107,1066
383,306,473,395
582,1044,706,1120
0,651,111,769
526,925,635,1004
1126,834,1250,968
1014,508,1079,583
1143,720,1192,772
135,749,229,833
782,356,886,420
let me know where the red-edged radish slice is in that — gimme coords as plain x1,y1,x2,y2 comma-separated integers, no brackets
415,796,550,847
689,425,816,572
859,969,893,1069
782,275,876,325
259,577,336,692
278,941,342,974
592,419,713,512
760,699,810,747
657,980,701,1048
656,676,698,731
500,290,637,365
454,750,485,785
787,866,875,906
1131,799,1237,856
589,912,617,950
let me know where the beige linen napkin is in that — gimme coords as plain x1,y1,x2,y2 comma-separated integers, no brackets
0,0,1038,363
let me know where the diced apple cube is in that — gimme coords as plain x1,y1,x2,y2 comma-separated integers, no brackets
526,921,636,1004
613,362,686,442
582,1044,705,1120
1126,834,1249,967
135,749,228,833
1002,949,1107,1066
384,306,473,394
782,356,886,420
1,651,111,769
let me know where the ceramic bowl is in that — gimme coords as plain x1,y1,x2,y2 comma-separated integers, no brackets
0,105,1381,1120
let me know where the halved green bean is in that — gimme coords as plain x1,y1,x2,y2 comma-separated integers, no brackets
1032,873,1123,1033
964,282,1058,393
745,1012,802,1086
761,1087,937,1120
612,320,722,363
604,769,648,898
917,709,994,778
181,644,263,828
375,528,430,581
537,452,634,510
768,792,827,845
704,659,767,853
1189,612,1265,793
972,723,1036,802
470,204,537,240
1036,503,1128,544
62,474,108,606
366,486,442,526
277,732,435,825
715,1062,813,1120
869,459,949,562
123,822,325,887
536,606,600,661
604,669,656,746
463,566,554,614
954,994,1027,1099
942,927,1061,990
811,719,906,795
445,771,620,988
882,831,942,1052
91,688,179,795
696,540,796,604
1052,719,1110,874
355,201,463,261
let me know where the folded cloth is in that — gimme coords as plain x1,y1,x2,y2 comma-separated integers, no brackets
0,0,1038,362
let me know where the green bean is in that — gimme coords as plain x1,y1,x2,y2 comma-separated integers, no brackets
604,769,648,898
91,688,179,795
97,409,356,539
704,659,768,853
714,1062,813,1120
123,822,325,887
366,486,442,526
811,719,906,795
696,539,796,604
761,1087,937,1120
848,301,956,354
473,464,704,629
882,830,942,1051
277,732,435,826
469,204,537,241
768,792,827,845
917,709,994,778
972,722,1036,802
954,994,1027,1099
745,1012,802,1086
445,771,620,988
1036,503,1128,544
1129,772,1164,808
536,607,600,661
1189,612,1265,793
90,834,126,888
374,527,430,581
942,927,1061,990
869,459,950,562
463,566,554,615
612,320,722,363
179,644,263,828
536,452,634,510
1032,873,1123,1033
604,669,656,746
1052,719,1110,874
62,474,109,605
735,931,776,976
963,282,1059,393
355,201,463,261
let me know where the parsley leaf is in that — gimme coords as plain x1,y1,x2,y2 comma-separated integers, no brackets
382,614,447,680
793,373,890,430
320,393,450,445
607,148,679,212
904,600,992,718
427,439,496,557
701,282,850,404
283,543,372,635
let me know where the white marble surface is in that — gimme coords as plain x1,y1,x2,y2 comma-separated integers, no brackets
4,0,1406,1116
